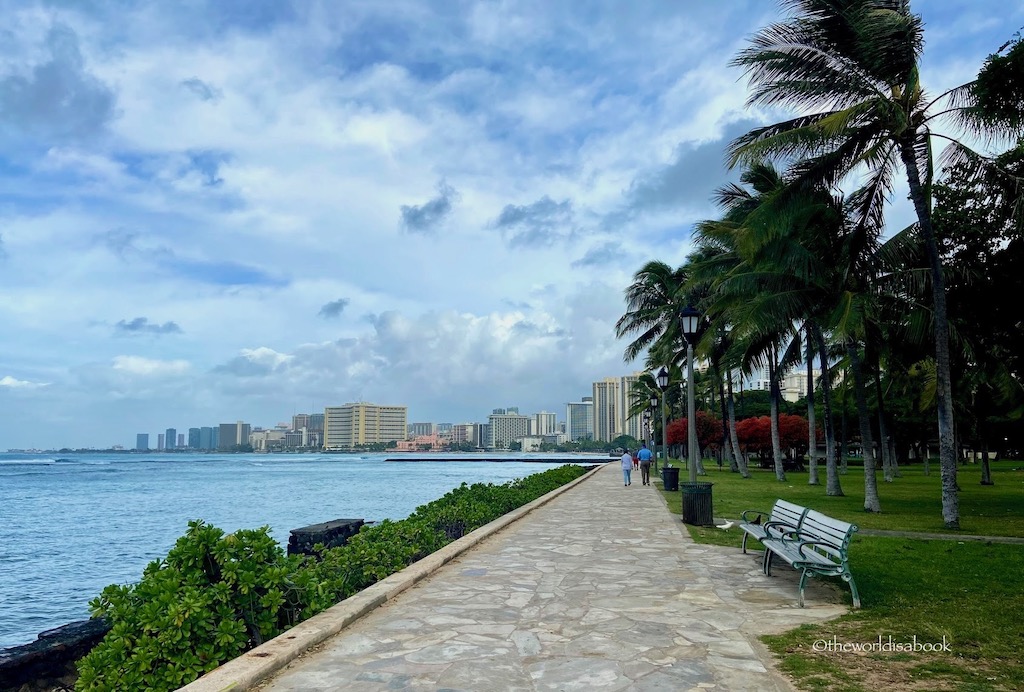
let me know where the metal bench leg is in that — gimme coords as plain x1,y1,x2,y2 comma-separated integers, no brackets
763,549,773,576
797,570,809,608
742,533,748,554
847,574,861,609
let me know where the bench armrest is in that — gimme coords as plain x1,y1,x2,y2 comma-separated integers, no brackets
762,519,798,534
741,509,769,522
797,540,840,559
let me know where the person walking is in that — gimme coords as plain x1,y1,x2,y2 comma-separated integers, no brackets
637,442,653,485
620,449,633,486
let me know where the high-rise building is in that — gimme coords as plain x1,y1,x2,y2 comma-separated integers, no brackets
177,433,185,448
199,427,214,450
533,411,557,436
408,422,435,437
165,428,177,450
217,421,251,451
188,428,200,449
323,403,408,450
135,433,149,451
566,398,594,441
292,414,311,432
487,410,531,449
592,374,644,442
308,413,324,432
157,433,165,450
436,423,453,434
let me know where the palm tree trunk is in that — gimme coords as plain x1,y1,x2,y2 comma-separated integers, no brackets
981,437,993,485
716,364,734,470
812,323,843,496
840,367,849,475
726,369,749,477
769,348,786,482
900,140,959,529
874,367,894,483
806,323,819,485
848,341,881,512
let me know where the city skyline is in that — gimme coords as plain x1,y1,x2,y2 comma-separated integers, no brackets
2,1,1013,449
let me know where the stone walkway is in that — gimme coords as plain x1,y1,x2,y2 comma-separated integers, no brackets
250,463,845,691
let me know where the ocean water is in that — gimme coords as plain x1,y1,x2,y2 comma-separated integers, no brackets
0,451,595,650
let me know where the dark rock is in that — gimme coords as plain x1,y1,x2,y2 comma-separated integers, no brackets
0,619,109,692
287,518,364,556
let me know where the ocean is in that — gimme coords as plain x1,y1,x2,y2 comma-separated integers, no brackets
0,451,596,650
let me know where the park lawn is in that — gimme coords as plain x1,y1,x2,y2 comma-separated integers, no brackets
655,459,1024,691
657,458,1024,537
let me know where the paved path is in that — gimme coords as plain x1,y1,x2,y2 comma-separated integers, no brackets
252,463,845,691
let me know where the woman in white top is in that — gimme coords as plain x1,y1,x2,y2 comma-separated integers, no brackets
620,450,633,486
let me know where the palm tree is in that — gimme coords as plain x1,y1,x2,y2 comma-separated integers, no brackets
729,0,1022,528
615,261,689,363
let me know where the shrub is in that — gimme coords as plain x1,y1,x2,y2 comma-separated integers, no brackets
75,464,588,691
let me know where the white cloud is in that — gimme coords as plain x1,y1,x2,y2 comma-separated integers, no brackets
0,0,1012,448
0,376,49,389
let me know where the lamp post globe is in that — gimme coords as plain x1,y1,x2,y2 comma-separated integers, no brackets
656,367,669,390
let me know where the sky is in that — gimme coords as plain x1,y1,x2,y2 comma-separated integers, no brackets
0,0,1018,449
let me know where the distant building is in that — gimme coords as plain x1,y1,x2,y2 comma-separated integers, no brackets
533,411,557,436
157,433,165,450
165,428,177,450
135,433,149,451
308,413,324,432
408,422,435,437
487,410,531,450
177,433,185,448
592,374,644,442
218,421,251,451
292,414,310,432
199,427,214,450
393,434,446,451
188,428,200,449
566,398,594,442
323,403,408,450
436,423,453,433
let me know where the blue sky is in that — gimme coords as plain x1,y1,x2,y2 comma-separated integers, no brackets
0,0,1017,449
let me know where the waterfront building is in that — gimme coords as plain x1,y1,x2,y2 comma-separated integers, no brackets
308,413,324,432
157,433,165,450
188,428,200,449
177,433,185,448
323,403,408,450
393,434,445,451
135,433,149,451
533,411,557,436
217,421,251,451
165,428,177,450
436,423,453,433
292,414,310,432
199,427,214,450
487,410,531,450
566,398,594,442
450,423,477,446
408,422,435,437
592,374,644,443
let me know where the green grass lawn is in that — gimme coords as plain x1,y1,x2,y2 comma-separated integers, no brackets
657,458,1024,536
654,458,1024,691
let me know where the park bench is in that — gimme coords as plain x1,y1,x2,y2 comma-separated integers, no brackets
761,508,861,608
738,499,809,558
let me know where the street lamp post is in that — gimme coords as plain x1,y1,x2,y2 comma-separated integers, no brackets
656,366,669,470
680,305,701,483
649,393,659,471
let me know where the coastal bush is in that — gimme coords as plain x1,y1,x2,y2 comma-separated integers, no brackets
74,464,589,691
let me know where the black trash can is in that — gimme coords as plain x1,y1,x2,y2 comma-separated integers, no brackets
681,481,714,525
661,466,679,492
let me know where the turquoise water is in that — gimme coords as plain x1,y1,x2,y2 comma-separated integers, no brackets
0,451,592,649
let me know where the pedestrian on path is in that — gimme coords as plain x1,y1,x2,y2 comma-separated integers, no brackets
620,449,633,486
637,442,653,485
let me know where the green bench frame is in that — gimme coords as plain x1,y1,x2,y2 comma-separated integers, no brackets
761,508,861,608
738,499,809,559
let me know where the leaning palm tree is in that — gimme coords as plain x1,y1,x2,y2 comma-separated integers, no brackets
729,0,1022,528
615,261,689,362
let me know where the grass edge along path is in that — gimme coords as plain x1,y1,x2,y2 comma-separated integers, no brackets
655,459,1024,692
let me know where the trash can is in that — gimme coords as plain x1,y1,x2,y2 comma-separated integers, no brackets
681,481,714,525
661,466,679,492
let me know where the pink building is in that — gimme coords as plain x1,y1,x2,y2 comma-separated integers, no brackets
393,434,446,452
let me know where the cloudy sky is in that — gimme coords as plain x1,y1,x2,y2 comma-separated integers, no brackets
0,0,1016,449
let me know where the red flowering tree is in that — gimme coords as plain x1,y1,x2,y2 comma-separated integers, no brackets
666,411,722,451
735,416,772,456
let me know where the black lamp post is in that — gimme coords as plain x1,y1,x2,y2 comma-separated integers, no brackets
680,305,701,483
656,366,669,470
649,393,659,471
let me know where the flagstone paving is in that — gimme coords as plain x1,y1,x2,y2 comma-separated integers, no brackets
256,463,846,691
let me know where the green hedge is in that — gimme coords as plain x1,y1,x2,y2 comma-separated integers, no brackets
75,464,589,691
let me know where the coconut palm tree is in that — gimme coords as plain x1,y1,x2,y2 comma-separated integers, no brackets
729,0,1023,528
